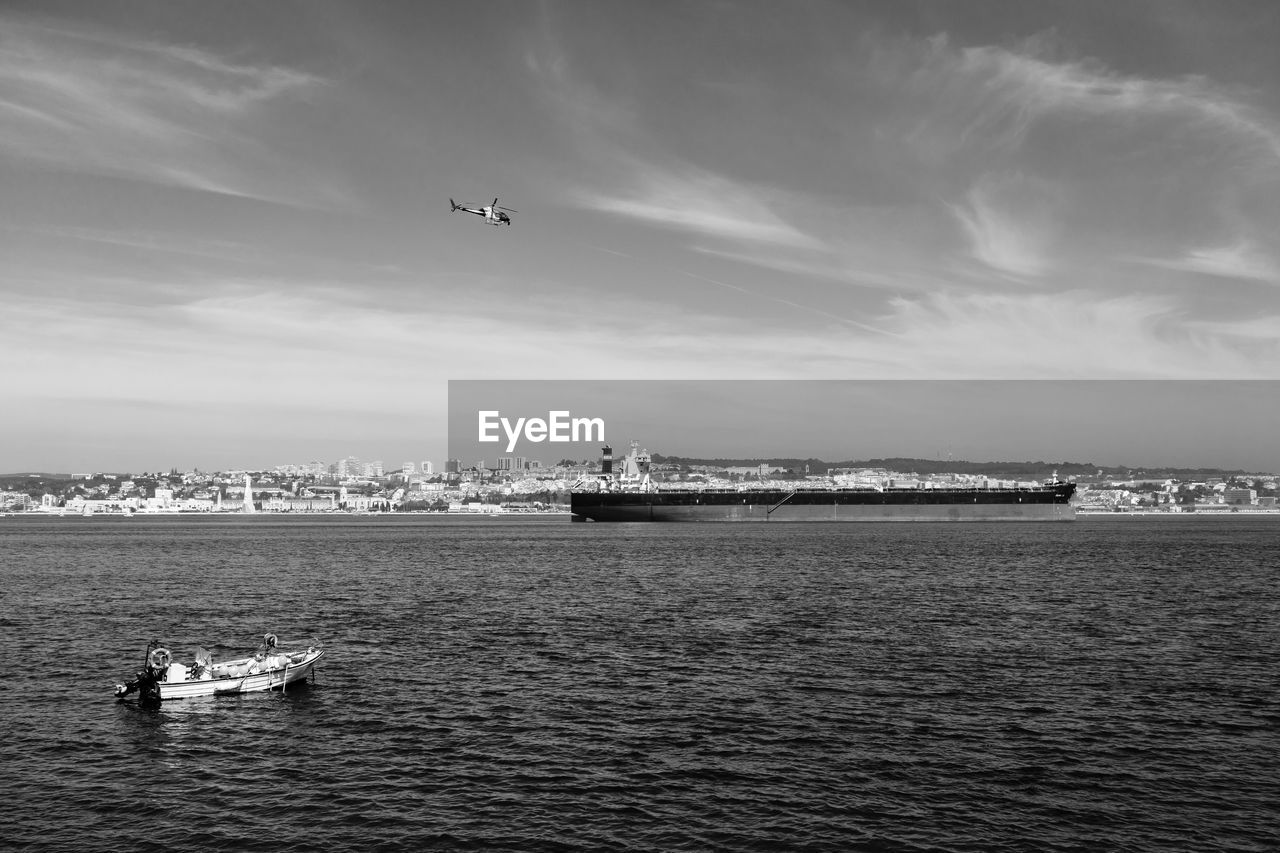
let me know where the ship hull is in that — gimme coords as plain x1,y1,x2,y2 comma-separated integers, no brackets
571,486,1076,522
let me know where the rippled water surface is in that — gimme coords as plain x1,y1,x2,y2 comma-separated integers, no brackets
1,515,1277,851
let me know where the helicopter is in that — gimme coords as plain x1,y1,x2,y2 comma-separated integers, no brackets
450,197,516,226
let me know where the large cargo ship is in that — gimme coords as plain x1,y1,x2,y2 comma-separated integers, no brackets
570,443,1076,522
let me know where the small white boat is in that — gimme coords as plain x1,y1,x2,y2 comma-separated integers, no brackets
115,634,324,702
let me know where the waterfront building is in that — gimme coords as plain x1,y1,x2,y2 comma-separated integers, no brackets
2,491,33,511
263,494,338,512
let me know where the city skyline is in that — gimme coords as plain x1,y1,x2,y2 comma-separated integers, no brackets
3,2,1280,472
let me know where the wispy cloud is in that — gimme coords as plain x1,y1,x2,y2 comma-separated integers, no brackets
0,16,326,204
1187,314,1280,342
911,37,1280,165
9,224,257,264
879,290,1279,378
1133,240,1279,283
524,25,827,256
884,36,1280,298
949,173,1058,279
678,270,896,336
572,159,823,250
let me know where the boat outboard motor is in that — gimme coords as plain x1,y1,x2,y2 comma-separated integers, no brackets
115,640,168,702
114,668,161,701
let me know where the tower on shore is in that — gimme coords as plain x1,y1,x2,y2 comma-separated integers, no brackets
243,474,256,514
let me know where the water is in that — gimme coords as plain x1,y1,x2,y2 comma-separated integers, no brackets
1,515,1277,851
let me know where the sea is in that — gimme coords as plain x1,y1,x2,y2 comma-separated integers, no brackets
0,514,1276,852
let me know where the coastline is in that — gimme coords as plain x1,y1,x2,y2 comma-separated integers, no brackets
8,509,1280,522
1076,509,1280,518
2,510,573,522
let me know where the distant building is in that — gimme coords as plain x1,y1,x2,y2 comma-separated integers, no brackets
1223,488,1257,506
725,464,787,477
1,491,32,511
263,495,338,512
337,456,361,478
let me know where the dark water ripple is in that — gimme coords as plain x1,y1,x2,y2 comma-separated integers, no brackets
1,515,1278,851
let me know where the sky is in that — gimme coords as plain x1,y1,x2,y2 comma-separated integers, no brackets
447,380,1280,472
3,1,1279,473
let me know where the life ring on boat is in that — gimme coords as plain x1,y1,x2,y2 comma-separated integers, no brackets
263,633,278,649
149,647,171,670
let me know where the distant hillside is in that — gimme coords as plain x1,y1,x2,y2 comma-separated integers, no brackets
648,455,1262,481
1,473,74,479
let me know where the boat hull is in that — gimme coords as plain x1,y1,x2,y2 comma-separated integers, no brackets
157,649,324,700
571,485,1076,522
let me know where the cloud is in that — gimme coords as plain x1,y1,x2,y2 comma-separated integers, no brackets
524,24,825,255
949,173,1058,279
1135,240,1279,283
0,16,325,204
879,290,1279,378
1187,314,1280,341
572,159,823,250
0,275,850,419
885,37,1280,297
6,265,1277,474
927,39,1280,164
15,225,256,265
691,244,901,290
